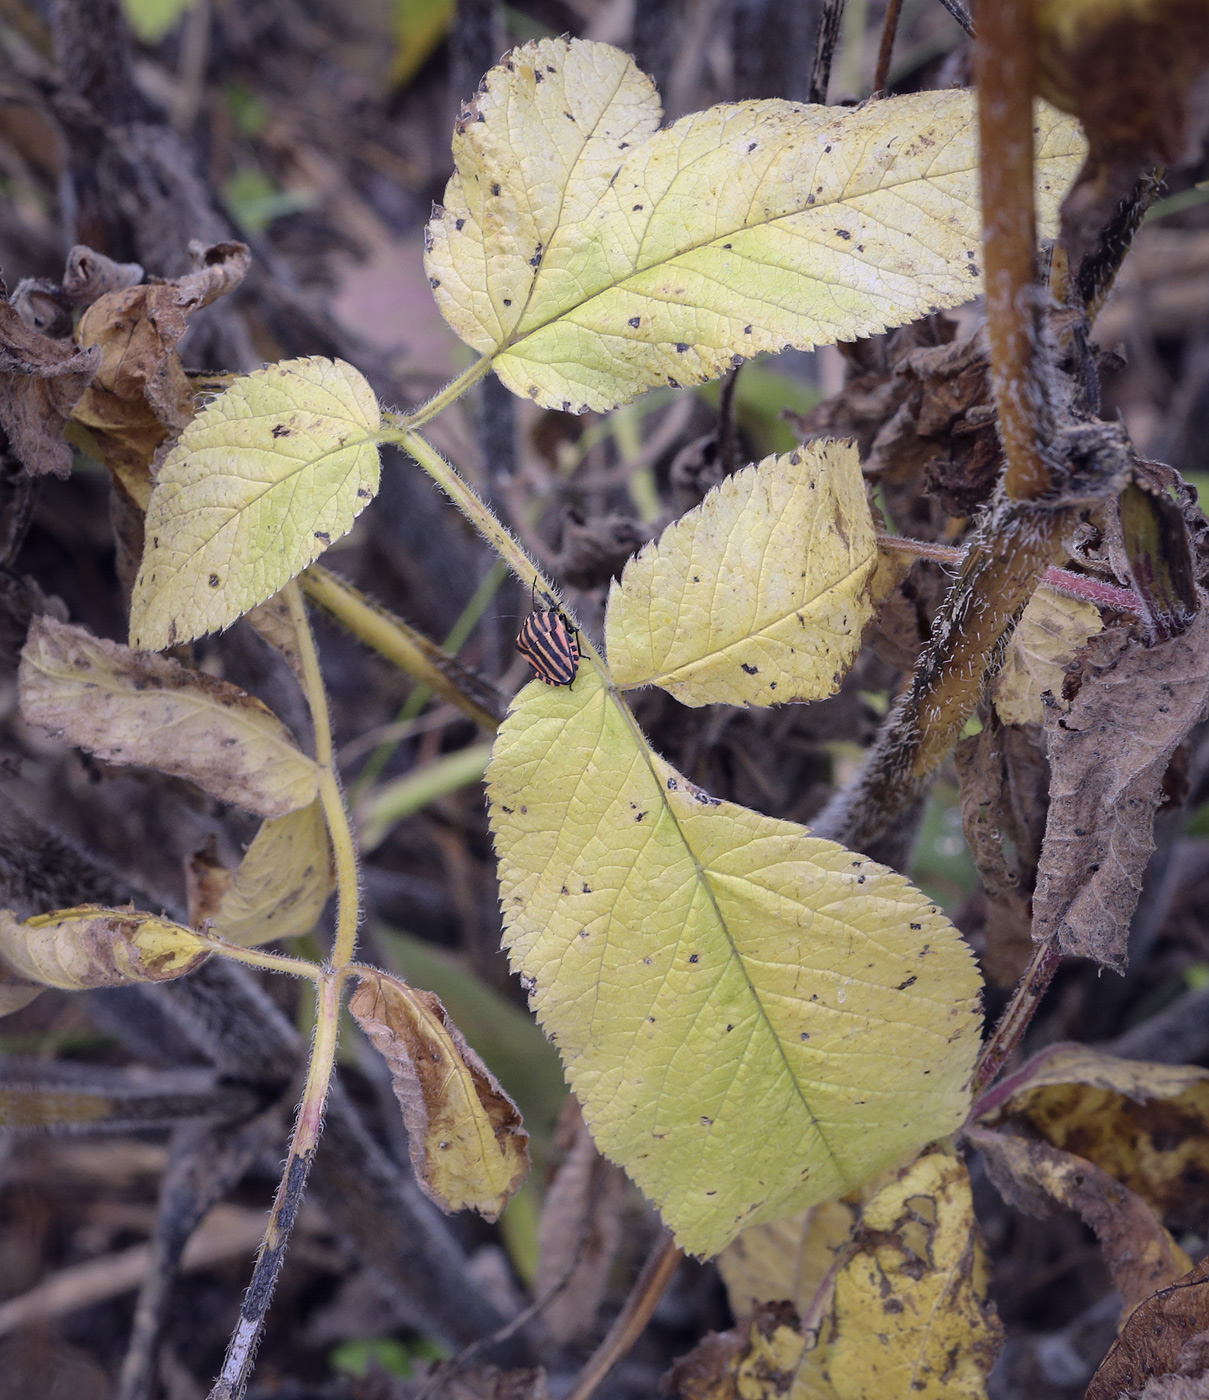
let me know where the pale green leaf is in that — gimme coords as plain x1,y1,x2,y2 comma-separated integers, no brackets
130,357,380,651
211,801,334,946
606,442,876,706
426,38,1085,412
487,667,982,1257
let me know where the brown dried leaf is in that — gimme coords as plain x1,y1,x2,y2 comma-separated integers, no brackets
0,298,99,479
349,969,530,1219
1033,610,1209,968
1087,1254,1209,1400
535,1097,626,1344
0,904,210,991
969,1127,1192,1316
62,246,144,307
71,240,251,509
18,616,320,818
1036,0,1209,262
978,1043,1209,1232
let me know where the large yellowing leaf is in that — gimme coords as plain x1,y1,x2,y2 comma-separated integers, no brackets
426,38,1085,413
826,1152,1003,1400
487,667,982,1257
19,617,320,818
130,357,380,650
606,443,875,706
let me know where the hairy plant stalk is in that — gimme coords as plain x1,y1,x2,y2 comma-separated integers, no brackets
391,427,608,680
975,0,1050,501
209,971,343,1400
205,938,324,980
210,584,364,1398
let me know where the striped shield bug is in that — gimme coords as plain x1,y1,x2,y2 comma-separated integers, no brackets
517,586,580,687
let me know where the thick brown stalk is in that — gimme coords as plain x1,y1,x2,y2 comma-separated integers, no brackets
814,3,1063,855
976,0,1051,501
814,500,1066,853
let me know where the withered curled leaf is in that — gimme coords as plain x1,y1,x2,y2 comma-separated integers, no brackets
349,969,530,1219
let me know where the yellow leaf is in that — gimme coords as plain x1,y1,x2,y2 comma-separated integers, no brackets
426,38,1085,413
130,357,380,650
487,667,981,1257
826,1152,1003,1400
991,589,1103,725
607,443,875,706
978,1042,1209,1233
209,801,334,947
19,616,320,819
717,1200,858,1319
0,905,210,991
349,969,530,1219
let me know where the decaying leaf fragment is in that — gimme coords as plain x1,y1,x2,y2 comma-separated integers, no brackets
826,1151,1003,1400
426,38,1084,413
535,1098,627,1345
0,292,99,479
1086,1252,1209,1400
1033,609,1209,968
978,1043,1209,1232
662,1301,832,1400
19,616,320,818
349,969,530,1219
72,240,252,512
488,666,981,1257
0,905,209,991
606,443,876,707
129,356,381,651
991,588,1103,727
970,1126,1191,1317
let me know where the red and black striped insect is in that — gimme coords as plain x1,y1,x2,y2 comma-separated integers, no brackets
516,589,580,687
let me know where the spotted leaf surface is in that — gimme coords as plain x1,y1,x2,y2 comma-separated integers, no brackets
606,443,876,706
487,666,982,1257
130,357,380,650
426,38,1085,413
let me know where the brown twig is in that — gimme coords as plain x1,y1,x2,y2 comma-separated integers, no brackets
936,0,974,38
809,0,846,104
872,0,904,94
563,1231,683,1400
